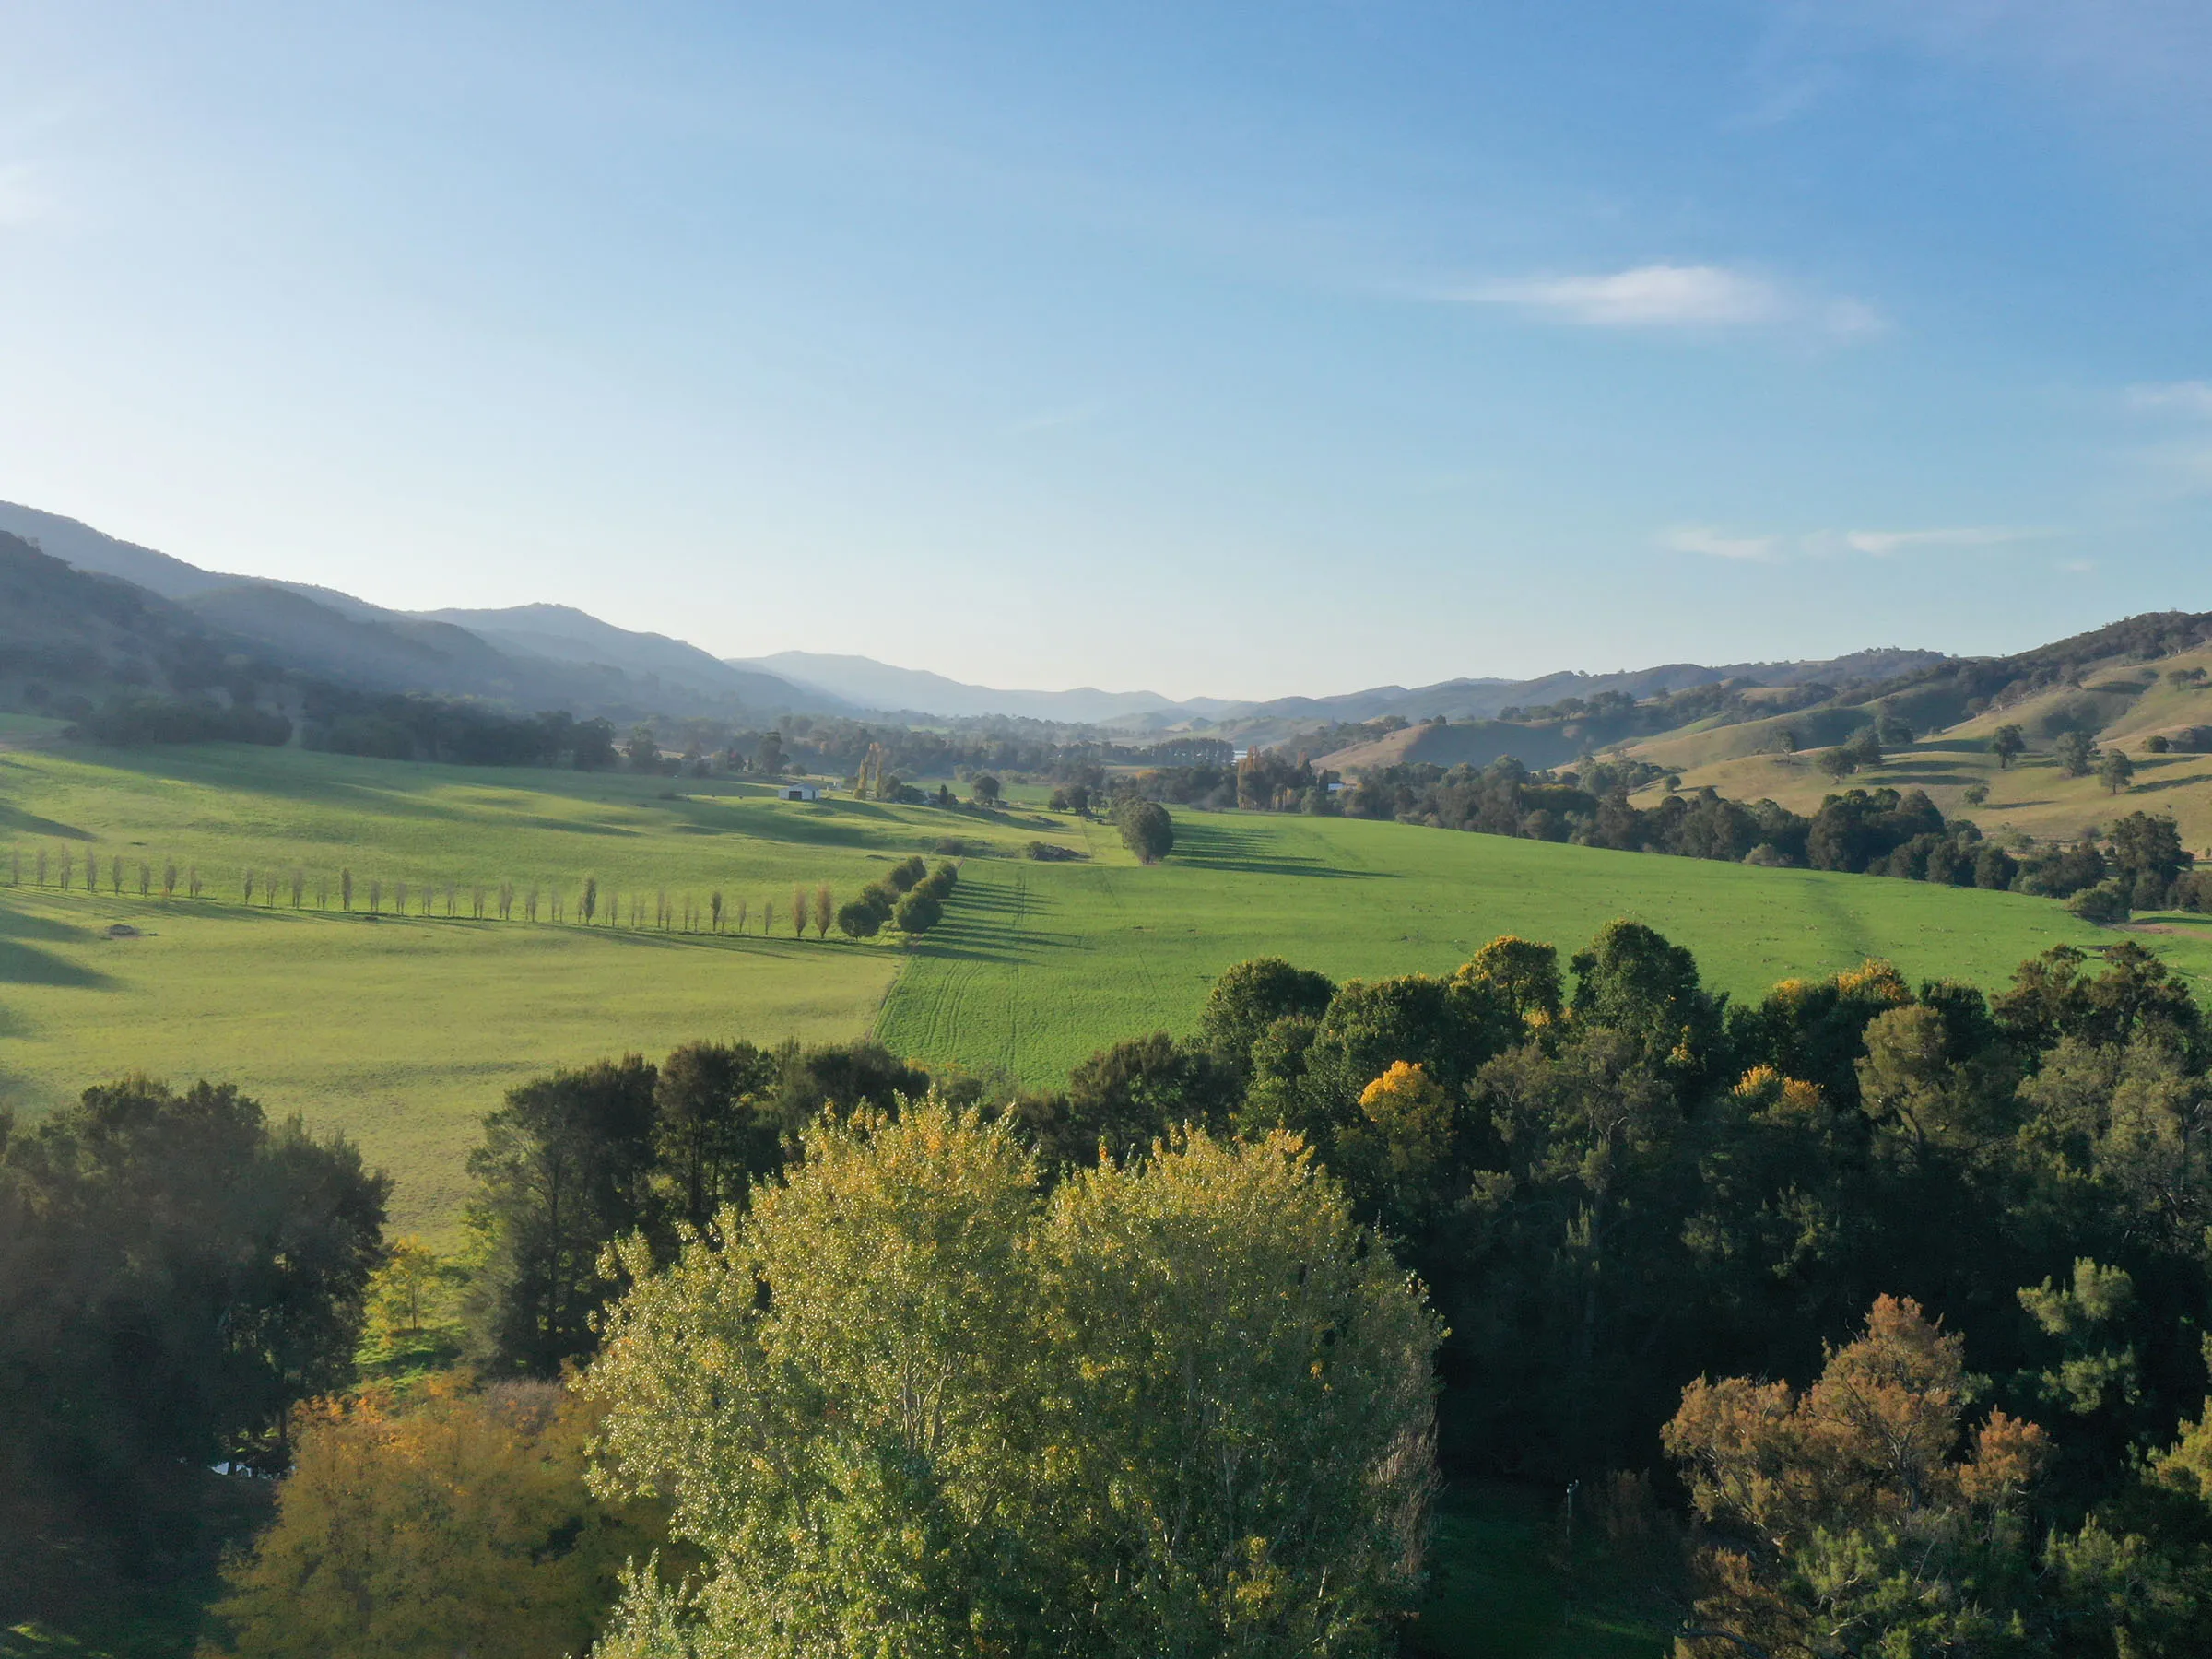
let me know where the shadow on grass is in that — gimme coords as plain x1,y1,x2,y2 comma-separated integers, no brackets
0,908,115,989
0,801,97,841
1169,821,1383,880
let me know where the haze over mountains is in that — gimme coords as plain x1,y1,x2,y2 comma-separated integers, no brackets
2,499,1947,731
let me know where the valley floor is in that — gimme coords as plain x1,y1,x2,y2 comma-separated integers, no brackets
5,740,2201,1237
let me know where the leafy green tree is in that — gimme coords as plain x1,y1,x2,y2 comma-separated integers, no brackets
583,1103,1440,1659
1815,746,1858,782
1197,957,1336,1073
1569,918,1722,1078
1992,724,2027,769
0,1078,387,1612
1453,935,1563,1028
1116,798,1175,863
892,886,942,934
2100,746,2137,794
2107,810,2193,910
625,724,659,771
971,772,1002,806
464,1057,659,1375
835,896,884,938
2057,729,2098,778
1013,1032,1237,1168
651,1041,784,1236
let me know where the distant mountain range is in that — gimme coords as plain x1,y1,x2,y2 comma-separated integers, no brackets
733,646,1951,734
0,499,1948,733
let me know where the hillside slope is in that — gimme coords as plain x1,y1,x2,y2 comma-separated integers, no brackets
1640,631,2212,850
0,503,833,721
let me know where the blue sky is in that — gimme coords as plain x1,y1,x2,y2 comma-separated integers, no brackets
3,2,2209,700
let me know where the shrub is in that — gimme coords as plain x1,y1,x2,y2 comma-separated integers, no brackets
2066,880,2131,924
1028,841,1083,861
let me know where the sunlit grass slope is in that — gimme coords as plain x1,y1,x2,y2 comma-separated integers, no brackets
877,807,2183,1088
0,889,898,1240
0,743,1087,1237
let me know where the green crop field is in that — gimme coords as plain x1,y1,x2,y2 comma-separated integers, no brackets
6,740,2207,1240
877,806,2210,1087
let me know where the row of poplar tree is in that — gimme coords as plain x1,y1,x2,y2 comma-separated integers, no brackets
5,841,957,940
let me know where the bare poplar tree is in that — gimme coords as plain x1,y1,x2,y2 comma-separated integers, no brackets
395,879,410,915
290,868,305,907
582,877,598,924
164,862,178,900
369,878,382,916
735,896,748,934
243,870,256,905
711,890,724,933
110,855,123,895
57,846,70,890
341,868,354,910
36,848,48,887
816,882,833,938
791,885,806,937
316,874,329,910
139,862,152,898
526,885,540,922
762,898,773,935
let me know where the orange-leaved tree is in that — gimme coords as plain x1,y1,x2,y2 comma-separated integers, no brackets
1663,1294,2050,1659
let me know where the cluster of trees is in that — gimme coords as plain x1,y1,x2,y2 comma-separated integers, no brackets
0,1078,387,1631
199,917,2212,1656
303,695,623,768
1008,928,2212,1652
833,854,959,938
74,692,295,747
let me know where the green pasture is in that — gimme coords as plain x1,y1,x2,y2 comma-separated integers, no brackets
3,741,2199,1240
0,888,900,1239
0,743,1077,1237
878,807,2198,1087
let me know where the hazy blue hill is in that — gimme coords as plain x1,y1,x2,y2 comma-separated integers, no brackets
426,603,829,712
730,650,1197,724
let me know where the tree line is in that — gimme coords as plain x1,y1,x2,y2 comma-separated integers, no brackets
1123,747,2207,919
3,845,962,940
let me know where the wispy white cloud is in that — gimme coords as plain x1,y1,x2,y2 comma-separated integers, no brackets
1665,525,1783,560
2126,381,2212,417
1462,263,1882,338
1838,525,2041,555
1668,524,2044,560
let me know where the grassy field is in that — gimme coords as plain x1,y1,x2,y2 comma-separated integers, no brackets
877,806,2199,1088
6,740,2205,1237
0,743,1081,1237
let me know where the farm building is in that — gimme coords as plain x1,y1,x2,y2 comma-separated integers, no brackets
779,782,822,801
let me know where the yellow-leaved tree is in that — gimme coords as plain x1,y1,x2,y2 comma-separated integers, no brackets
202,1378,669,1659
